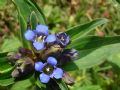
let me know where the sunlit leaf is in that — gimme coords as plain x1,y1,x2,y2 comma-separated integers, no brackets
66,18,108,40
0,78,15,86
10,79,32,90
68,36,120,50
64,43,120,71
0,36,22,53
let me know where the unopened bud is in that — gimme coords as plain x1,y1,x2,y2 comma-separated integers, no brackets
62,72,74,85
11,57,34,78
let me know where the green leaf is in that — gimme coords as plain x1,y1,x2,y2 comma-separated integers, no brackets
35,78,46,89
0,0,7,8
12,0,46,48
56,80,69,90
0,36,22,53
10,79,32,90
108,52,120,68
68,36,120,51
12,0,32,49
66,18,108,40
115,0,120,4
0,55,14,86
25,0,46,24
63,43,120,71
71,85,102,90
30,11,38,30
0,56,14,74
0,78,15,86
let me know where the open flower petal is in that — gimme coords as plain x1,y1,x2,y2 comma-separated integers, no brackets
35,62,44,72
47,57,57,66
33,42,44,50
36,24,49,35
40,73,50,83
52,68,63,79
45,34,56,43
24,30,35,41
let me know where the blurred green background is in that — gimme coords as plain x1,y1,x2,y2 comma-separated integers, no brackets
1,0,120,90
1,0,120,39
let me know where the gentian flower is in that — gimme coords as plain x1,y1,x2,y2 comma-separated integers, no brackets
56,32,70,47
35,57,64,83
24,24,56,50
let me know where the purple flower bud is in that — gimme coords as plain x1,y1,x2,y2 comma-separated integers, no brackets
63,49,78,59
56,32,70,47
7,52,22,64
19,47,32,56
59,49,78,65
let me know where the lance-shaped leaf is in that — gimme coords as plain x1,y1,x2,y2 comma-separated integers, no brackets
0,55,15,86
12,0,46,49
0,78,15,86
66,18,108,40
0,56,14,74
68,36,120,51
10,79,32,90
63,36,120,71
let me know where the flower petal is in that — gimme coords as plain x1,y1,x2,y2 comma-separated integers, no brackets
36,24,49,35
52,68,63,79
35,62,44,72
33,42,44,50
47,57,57,66
24,30,35,41
45,34,56,43
40,73,50,83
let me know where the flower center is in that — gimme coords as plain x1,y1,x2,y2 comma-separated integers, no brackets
35,35,46,42
60,36,64,41
43,64,54,75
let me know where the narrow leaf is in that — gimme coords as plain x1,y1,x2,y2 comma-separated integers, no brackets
68,36,120,51
66,18,108,40
10,79,32,90
63,43,120,71
0,78,15,86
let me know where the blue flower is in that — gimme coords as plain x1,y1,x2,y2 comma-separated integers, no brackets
36,24,49,36
35,57,63,83
45,34,56,43
24,24,56,50
56,32,70,47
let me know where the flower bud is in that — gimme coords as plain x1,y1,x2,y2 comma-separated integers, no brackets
11,57,34,78
7,52,22,64
62,72,74,85
59,49,78,65
41,44,63,60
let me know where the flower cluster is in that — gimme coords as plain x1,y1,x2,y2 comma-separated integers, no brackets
9,24,78,84
24,24,70,51
24,24,72,83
